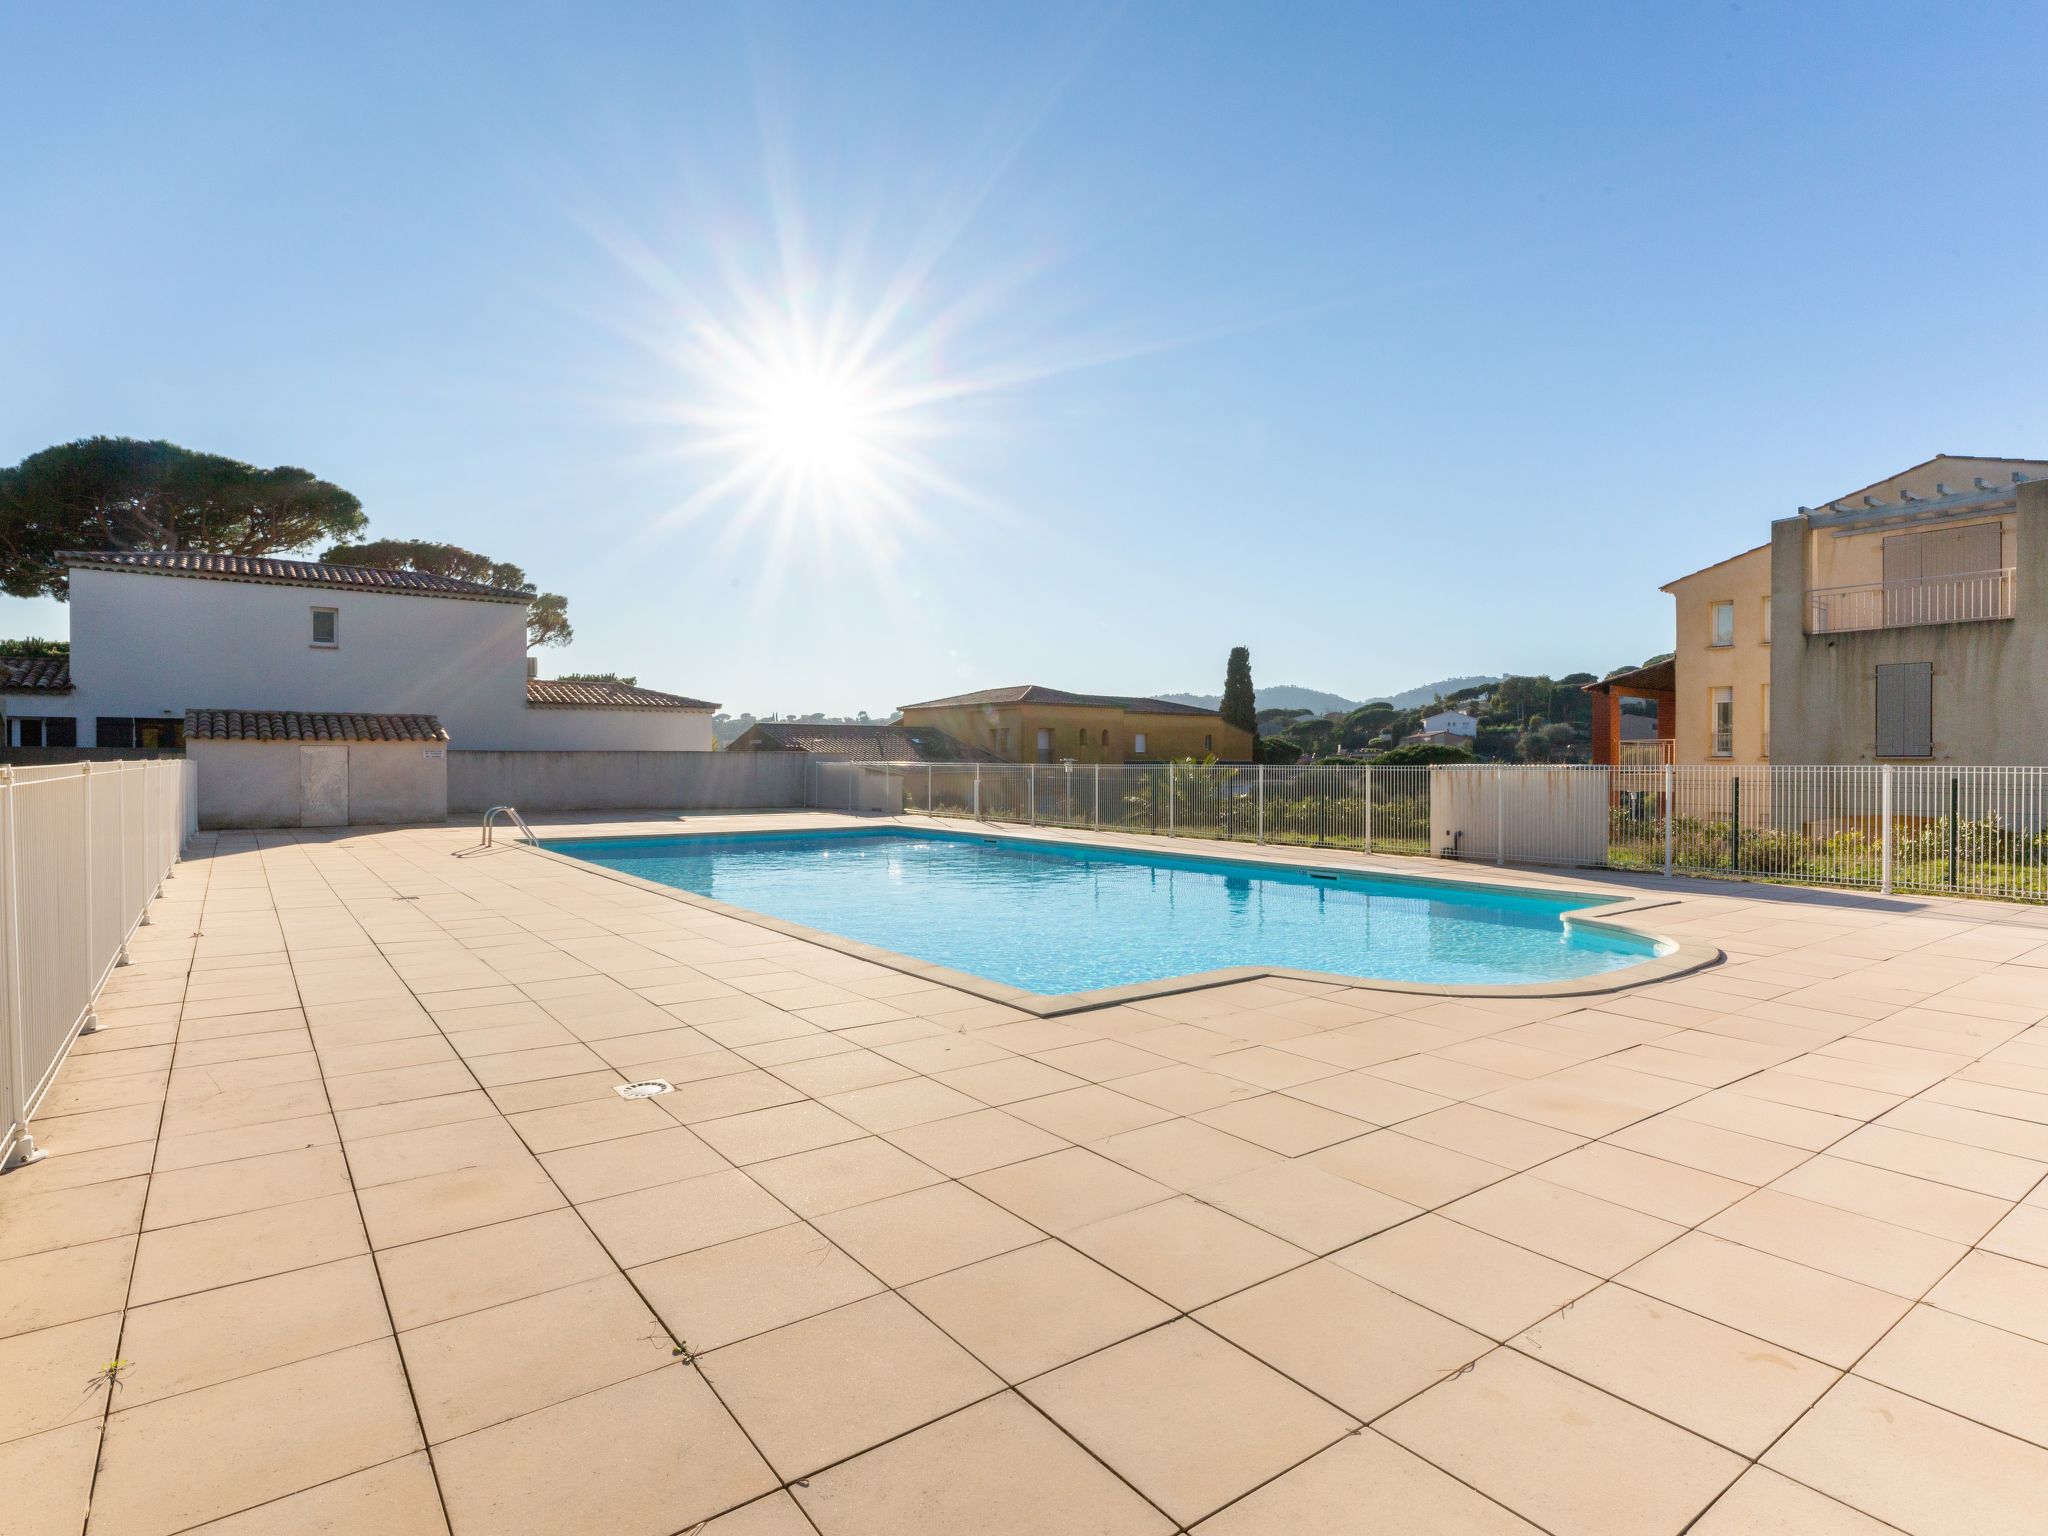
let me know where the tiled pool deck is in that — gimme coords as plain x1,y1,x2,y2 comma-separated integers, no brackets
5,812,2048,1535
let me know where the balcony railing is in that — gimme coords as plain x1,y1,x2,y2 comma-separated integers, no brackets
1807,568,2015,634
1617,739,1675,767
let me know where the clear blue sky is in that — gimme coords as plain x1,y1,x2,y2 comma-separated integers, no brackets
7,1,2046,715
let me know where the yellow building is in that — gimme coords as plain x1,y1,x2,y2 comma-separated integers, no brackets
896,686,1252,764
1662,543,1774,763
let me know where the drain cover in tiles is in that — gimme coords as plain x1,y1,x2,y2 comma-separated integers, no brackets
615,1079,674,1099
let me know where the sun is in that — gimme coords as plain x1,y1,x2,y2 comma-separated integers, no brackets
749,362,879,480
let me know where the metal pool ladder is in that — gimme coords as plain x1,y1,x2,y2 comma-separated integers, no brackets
467,805,539,853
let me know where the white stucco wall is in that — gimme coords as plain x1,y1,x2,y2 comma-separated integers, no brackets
66,568,531,748
517,707,715,751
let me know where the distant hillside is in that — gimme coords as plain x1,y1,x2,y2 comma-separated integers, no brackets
1159,685,1358,716
1161,676,1501,718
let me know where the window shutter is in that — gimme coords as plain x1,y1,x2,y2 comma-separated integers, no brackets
1875,662,1932,758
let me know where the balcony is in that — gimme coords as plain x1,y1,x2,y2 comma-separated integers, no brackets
1806,568,2015,635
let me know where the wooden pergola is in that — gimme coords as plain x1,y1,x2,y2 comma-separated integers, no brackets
1583,657,1675,766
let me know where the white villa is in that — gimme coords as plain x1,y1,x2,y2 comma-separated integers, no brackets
0,551,717,752
1419,709,1479,739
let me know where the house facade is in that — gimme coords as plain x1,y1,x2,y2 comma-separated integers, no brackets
1418,710,1479,740
1643,455,2047,767
0,552,717,752
896,686,1252,764
727,721,1002,761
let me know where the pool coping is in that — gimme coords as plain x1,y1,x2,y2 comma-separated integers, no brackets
513,815,1723,1017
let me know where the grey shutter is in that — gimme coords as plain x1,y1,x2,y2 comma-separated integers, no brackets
1875,662,1932,758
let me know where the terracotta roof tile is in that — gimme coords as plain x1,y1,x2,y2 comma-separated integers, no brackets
0,655,72,691
61,551,531,602
729,721,1003,761
184,709,449,743
526,679,717,710
897,684,1215,716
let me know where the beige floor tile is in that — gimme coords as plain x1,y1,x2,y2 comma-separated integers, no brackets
1032,1039,1176,1082
580,1167,797,1267
1858,1304,2048,1449
1397,1103,1585,1169
882,1106,1066,1175
178,1453,447,1534
1198,1260,1487,1419
770,1048,918,1097
1515,1282,1837,1456
747,1135,945,1216
1194,1093,1372,1154
356,1159,564,1249
1675,1090,1859,1152
89,1339,422,1536
1191,1428,1542,1535
1927,1249,2048,1343
699,1292,1001,1479
1831,1123,2047,1199
901,1238,1173,1382
933,1056,1089,1106
1007,1084,1174,1141
128,1192,366,1305
0,1175,148,1260
1536,1142,1751,1225
400,1274,675,1442
654,1068,805,1124
431,1364,774,1536
1981,1203,2048,1265
816,1181,1042,1286
375,1208,616,1331
118,1255,391,1408
1772,1153,2010,1244
1703,1188,1965,1297
701,1493,815,1535
1,1420,103,1536
504,1094,677,1154
1069,1194,1310,1308
823,1077,985,1133
1209,1045,1340,1090
1686,1466,1903,1535
341,1116,527,1190
0,1139,156,1192
693,1100,868,1163
0,1311,124,1444
966,1148,1173,1232
1605,1111,1810,1184
1618,1231,1910,1369
1283,1067,1452,1125
141,1145,350,1230
1021,1318,1354,1527
1378,1346,1742,1536
536,1123,726,1201
1333,1214,1599,1339
1197,1158,1419,1252
1763,1376,2048,1536
1446,1174,1685,1276
1115,1063,1264,1115
795,1391,1171,1536
633,1222,882,1352
1308,1127,1512,1207
1088,1117,1280,1190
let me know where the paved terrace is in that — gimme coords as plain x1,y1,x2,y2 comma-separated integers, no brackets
5,813,2048,1536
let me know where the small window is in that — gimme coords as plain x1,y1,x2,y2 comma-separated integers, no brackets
1078,728,1089,747
1876,662,1933,758
1204,734,1213,751
1709,688,1733,757
311,607,339,647
1760,683,1770,759
1760,595,1772,644
1709,601,1734,647
1134,732,1148,755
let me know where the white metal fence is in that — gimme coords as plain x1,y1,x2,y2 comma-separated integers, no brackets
2,759,197,1169
809,760,2048,904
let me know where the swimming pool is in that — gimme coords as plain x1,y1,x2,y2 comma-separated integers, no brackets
548,828,1665,996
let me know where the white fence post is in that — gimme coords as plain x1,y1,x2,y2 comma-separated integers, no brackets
1502,765,1512,865
80,765,96,1033
1364,765,1374,855
1,769,42,1167
1256,765,1265,844
1093,764,1100,830
1663,763,1674,878
926,765,933,815
1029,770,1036,827
972,764,980,820
1167,762,1175,837
1881,764,1895,895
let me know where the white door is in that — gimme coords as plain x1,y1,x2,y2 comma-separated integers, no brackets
300,745,348,826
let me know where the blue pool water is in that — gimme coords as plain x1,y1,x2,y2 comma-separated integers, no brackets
549,829,1661,996
548,831,1662,999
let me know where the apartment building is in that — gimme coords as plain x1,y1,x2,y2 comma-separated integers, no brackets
1650,455,2046,766
896,685,1252,764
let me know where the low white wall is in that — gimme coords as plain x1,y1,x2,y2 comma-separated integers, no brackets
190,741,301,829
518,709,715,751
1429,766,1610,866
447,751,808,813
348,743,449,824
